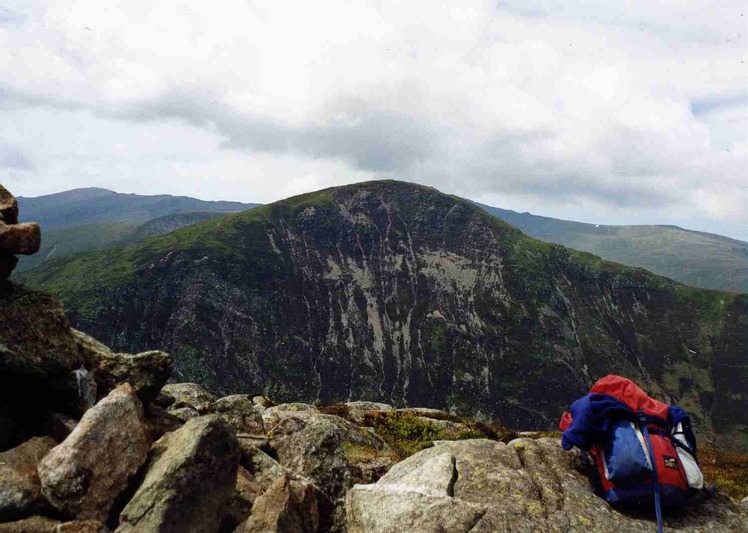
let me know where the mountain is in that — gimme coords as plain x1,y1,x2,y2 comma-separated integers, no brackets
13,188,257,274
14,212,231,274
17,187,257,229
19,181,747,451
478,204,747,293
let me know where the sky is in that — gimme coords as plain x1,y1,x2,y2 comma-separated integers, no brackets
1,1,746,240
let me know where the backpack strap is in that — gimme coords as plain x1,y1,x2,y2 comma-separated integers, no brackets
639,409,664,533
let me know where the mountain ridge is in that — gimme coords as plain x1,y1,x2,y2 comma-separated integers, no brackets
20,180,747,452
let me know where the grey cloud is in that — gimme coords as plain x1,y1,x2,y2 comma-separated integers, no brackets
112,85,686,210
116,88,438,173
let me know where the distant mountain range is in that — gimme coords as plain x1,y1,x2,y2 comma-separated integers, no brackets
18,187,256,229
14,189,258,274
19,181,747,451
477,205,747,293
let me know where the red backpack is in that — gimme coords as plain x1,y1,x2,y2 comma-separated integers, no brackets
560,375,703,533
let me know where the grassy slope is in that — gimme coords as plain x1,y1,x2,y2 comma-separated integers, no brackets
14,221,144,274
478,204,747,293
14,212,238,275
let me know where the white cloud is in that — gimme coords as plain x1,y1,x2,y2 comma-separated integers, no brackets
0,0,745,238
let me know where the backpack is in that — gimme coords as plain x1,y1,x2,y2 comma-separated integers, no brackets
559,375,704,533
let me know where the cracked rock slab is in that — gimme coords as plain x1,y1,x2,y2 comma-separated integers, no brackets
346,438,748,533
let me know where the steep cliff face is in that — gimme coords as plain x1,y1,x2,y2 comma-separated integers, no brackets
21,181,747,450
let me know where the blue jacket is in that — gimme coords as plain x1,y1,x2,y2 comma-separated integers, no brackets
561,393,695,452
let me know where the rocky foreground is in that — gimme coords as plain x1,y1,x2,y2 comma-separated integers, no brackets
0,283,745,532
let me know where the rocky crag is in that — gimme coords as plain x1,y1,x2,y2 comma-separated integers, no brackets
20,181,748,452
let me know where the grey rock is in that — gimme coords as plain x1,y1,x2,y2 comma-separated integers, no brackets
160,383,216,414
237,474,320,533
0,437,56,518
38,384,149,521
72,329,172,404
210,395,265,435
262,403,319,430
347,438,748,533
167,405,200,422
270,412,391,532
344,402,393,424
117,415,239,533
0,284,83,378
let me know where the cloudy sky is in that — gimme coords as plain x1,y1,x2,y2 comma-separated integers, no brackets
1,1,746,239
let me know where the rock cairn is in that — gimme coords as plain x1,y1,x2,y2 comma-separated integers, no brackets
0,183,40,279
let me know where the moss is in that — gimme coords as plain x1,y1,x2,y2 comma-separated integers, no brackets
342,442,399,464
361,411,494,460
699,446,748,500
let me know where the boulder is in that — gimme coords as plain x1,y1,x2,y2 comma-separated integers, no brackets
236,474,320,533
269,412,391,532
167,406,200,422
209,395,265,435
344,402,393,424
38,384,149,521
0,516,61,533
117,415,239,533
0,223,40,256
347,438,748,533
0,284,83,379
159,383,216,414
0,283,86,449
72,329,172,404
0,437,56,518
261,403,319,430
